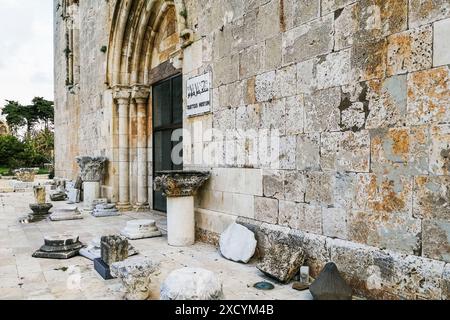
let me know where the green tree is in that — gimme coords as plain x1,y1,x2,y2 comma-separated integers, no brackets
0,135,25,168
33,97,54,130
2,100,27,134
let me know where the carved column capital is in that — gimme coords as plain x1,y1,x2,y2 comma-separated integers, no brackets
132,85,150,104
154,171,211,197
76,156,107,182
113,86,132,104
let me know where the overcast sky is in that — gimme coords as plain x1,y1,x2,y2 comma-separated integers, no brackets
0,0,53,114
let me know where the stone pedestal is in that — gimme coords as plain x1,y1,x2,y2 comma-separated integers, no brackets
76,156,107,211
154,171,210,247
32,235,84,259
95,235,129,280
92,203,120,217
83,181,100,211
121,219,162,240
30,186,53,215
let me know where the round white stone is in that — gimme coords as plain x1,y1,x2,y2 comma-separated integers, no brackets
219,223,257,263
160,268,224,300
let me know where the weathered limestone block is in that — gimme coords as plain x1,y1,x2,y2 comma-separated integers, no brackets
274,64,297,99
160,268,224,300
322,207,348,240
351,39,387,82
443,264,450,300
256,241,305,283
334,2,358,50
255,71,275,102
282,14,334,64
304,87,341,133
14,168,38,182
310,262,353,300
409,0,450,28
321,0,358,14
434,18,450,67
260,99,286,133
387,25,432,76
283,0,320,29
33,186,46,204
110,257,160,300
121,219,162,240
305,172,333,206
429,124,450,175
365,75,407,129
407,66,450,125
239,45,263,79
320,131,370,172
298,204,323,235
296,58,317,94
262,170,284,200
79,237,138,261
50,206,83,221
219,223,257,263
413,176,450,220
422,220,450,263
236,104,261,131
348,211,421,255
296,133,320,171
255,0,280,42
284,170,306,202
316,49,352,90
278,200,300,229
75,156,107,182
254,197,279,224
101,235,128,266
285,95,304,135
92,203,120,217
50,188,67,201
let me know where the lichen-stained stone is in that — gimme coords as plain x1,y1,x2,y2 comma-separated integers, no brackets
297,58,317,94
407,66,450,125
298,204,323,235
260,99,285,133
305,172,333,206
278,135,296,170
304,87,341,133
256,0,280,41
278,200,300,229
332,172,357,210
316,49,352,90
334,2,358,50
296,133,321,171
429,124,450,175
322,207,348,240
355,174,413,214
243,77,257,105
365,75,407,129
263,170,285,200
348,211,421,255
370,127,430,175
213,54,239,87
274,64,297,99
285,95,304,135
321,0,358,14
321,131,370,173
443,264,450,300
409,0,450,28
239,44,264,79
212,108,236,131
434,18,450,67
351,39,387,82
263,36,282,72
423,220,450,262
386,25,432,76
282,13,334,64
255,70,276,102
341,102,366,131
284,170,306,202
254,196,279,224
236,104,261,130
413,176,450,220
283,0,320,29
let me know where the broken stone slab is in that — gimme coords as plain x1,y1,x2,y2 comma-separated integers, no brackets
309,262,353,300
32,234,84,259
160,268,224,300
120,219,162,240
110,257,160,300
219,223,257,263
50,206,83,221
101,235,128,266
50,190,67,201
79,237,138,261
256,243,305,283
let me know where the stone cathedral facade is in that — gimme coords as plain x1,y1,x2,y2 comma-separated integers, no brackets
54,0,450,299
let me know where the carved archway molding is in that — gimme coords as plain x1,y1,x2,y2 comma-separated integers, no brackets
107,0,193,88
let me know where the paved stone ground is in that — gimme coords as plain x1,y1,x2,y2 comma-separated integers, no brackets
0,180,312,300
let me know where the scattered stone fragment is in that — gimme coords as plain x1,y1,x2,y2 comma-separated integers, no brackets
32,234,84,259
292,282,309,291
79,236,138,261
110,257,160,300
160,268,224,300
309,262,353,300
101,235,129,266
219,223,257,263
92,203,120,217
50,189,67,201
121,219,162,240
50,206,83,221
256,243,305,283
67,188,80,204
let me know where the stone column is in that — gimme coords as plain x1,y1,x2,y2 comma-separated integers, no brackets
132,85,150,211
154,171,210,247
76,156,107,212
114,88,132,211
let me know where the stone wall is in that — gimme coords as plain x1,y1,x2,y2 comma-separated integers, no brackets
54,0,450,299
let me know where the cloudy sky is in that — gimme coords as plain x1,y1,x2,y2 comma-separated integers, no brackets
0,0,53,113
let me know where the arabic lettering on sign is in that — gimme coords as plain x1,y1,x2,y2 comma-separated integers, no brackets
186,72,211,117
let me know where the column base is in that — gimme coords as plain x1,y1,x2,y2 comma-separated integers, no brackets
117,203,132,212
134,203,150,212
